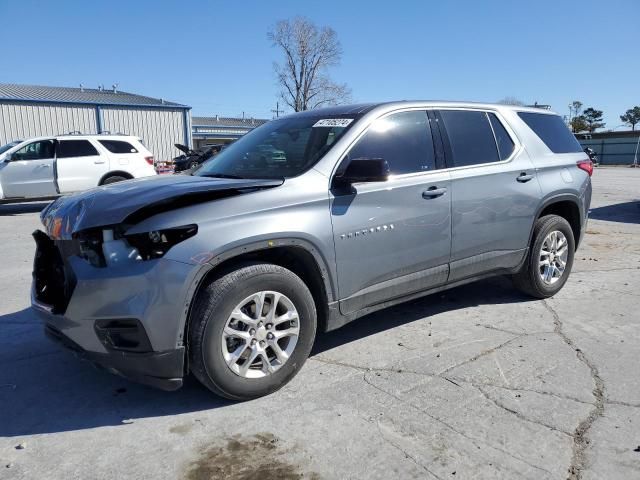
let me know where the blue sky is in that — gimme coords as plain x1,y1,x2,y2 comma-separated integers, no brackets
1,0,637,128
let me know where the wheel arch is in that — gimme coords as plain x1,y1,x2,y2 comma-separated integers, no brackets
98,170,133,185
531,194,583,249
181,239,336,373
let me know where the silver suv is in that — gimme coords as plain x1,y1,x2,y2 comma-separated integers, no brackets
32,102,593,399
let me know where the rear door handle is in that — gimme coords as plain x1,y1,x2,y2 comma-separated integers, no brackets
422,187,447,199
94,160,106,164
517,172,533,183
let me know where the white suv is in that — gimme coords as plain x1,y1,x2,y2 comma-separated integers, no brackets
0,134,157,201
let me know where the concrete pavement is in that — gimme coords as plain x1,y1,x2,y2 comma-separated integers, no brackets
0,168,638,479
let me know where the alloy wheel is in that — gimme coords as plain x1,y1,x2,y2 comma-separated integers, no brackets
221,291,300,378
539,230,568,285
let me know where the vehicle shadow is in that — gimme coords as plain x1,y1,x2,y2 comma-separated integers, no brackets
589,201,640,224
0,276,531,438
0,201,51,216
312,275,531,354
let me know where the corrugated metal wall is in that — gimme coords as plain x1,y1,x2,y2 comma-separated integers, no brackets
0,102,96,143
580,136,640,165
0,102,190,163
101,107,186,162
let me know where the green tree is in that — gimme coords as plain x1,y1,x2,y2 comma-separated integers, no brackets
620,106,640,131
582,108,605,133
570,115,588,133
570,101,583,119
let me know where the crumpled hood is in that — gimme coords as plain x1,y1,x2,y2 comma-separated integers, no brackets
40,174,283,239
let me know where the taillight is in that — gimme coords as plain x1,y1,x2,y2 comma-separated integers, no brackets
144,156,155,166
577,159,593,177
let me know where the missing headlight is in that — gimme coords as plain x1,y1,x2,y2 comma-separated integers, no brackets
125,224,198,261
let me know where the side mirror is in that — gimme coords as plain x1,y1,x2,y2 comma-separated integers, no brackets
336,158,390,184
3,153,12,162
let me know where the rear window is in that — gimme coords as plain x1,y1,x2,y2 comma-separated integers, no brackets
517,112,582,153
99,140,138,154
57,140,99,158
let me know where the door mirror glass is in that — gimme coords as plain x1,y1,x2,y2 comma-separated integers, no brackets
337,158,390,184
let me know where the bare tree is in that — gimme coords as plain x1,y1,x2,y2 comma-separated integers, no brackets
268,17,351,112
497,97,525,106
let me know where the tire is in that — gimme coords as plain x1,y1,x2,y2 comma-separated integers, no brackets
189,262,317,400
102,175,128,185
512,215,575,298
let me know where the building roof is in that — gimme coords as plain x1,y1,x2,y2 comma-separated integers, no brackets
0,83,189,108
192,116,269,128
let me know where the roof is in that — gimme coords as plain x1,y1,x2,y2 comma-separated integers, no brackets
0,83,189,108
278,101,559,120
192,116,269,127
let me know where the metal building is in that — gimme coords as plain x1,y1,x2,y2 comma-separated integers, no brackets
0,83,191,162
191,115,268,149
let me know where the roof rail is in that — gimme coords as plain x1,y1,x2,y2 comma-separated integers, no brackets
67,130,82,135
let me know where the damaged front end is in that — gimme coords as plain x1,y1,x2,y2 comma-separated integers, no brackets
31,174,284,390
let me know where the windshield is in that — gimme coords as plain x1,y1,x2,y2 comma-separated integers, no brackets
195,115,355,179
0,141,21,156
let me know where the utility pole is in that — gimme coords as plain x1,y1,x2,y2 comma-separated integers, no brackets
271,101,284,119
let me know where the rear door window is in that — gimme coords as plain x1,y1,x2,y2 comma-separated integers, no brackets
439,110,500,167
347,110,436,174
488,113,515,160
517,112,582,153
99,140,138,154
57,140,99,158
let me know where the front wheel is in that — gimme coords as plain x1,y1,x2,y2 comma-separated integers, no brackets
512,215,575,298
189,263,317,400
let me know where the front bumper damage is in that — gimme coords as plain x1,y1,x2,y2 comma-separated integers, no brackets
31,230,203,391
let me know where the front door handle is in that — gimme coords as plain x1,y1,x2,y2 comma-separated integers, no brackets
94,160,106,164
422,187,447,199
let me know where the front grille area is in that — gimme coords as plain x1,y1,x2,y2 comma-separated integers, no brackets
32,230,77,314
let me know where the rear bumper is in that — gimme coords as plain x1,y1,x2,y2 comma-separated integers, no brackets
43,321,184,391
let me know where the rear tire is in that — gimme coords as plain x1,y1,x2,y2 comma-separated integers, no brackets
189,262,317,400
512,215,575,298
101,175,128,185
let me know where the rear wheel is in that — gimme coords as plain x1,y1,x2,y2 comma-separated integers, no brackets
101,175,128,185
189,263,317,400
512,215,575,298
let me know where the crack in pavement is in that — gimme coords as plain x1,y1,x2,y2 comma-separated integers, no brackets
605,400,640,408
360,371,555,476
309,356,596,406
476,386,574,437
374,419,445,480
437,333,527,376
542,300,605,480
573,266,640,274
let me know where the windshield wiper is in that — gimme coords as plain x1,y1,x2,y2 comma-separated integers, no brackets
198,172,245,179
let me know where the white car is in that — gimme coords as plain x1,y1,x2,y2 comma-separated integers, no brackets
0,134,157,201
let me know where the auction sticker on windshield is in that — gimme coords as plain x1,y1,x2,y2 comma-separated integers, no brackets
313,118,354,128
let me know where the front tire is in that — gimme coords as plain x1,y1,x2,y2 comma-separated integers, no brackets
512,215,575,298
189,262,317,400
